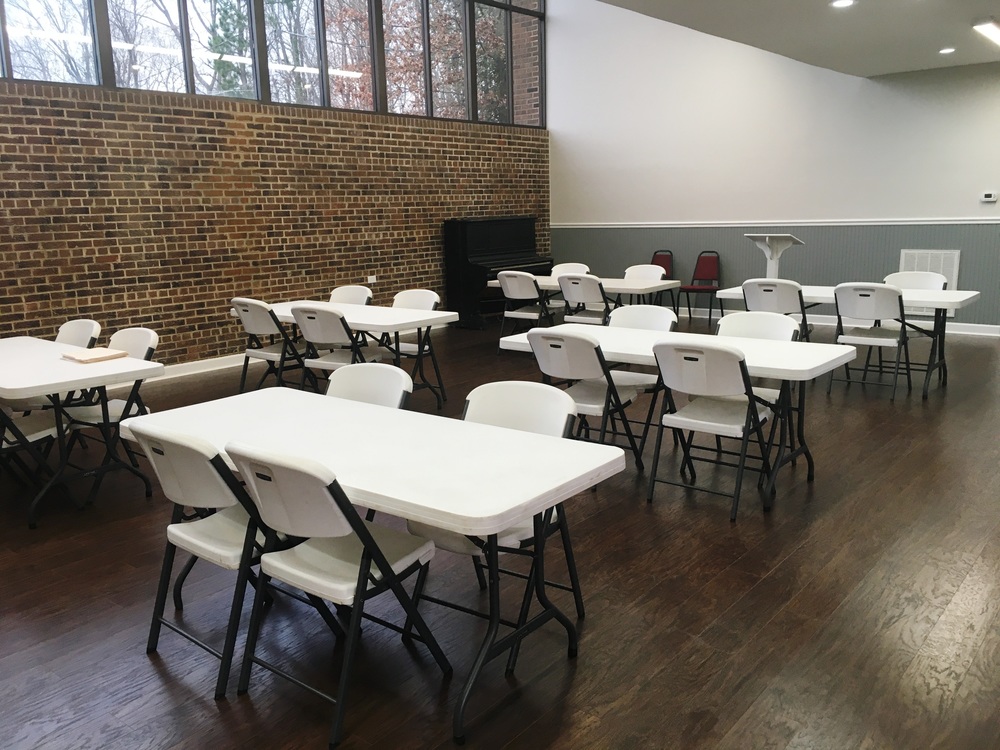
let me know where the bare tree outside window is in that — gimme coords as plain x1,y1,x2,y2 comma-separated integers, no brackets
108,0,186,92
188,0,256,98
5,0,98,84
383,0,425,115
266,0,321,106
429,0,465,119
324,0,373,111
475,2,508,123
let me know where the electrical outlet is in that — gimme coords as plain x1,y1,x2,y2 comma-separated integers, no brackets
367,275,377,283
982,191,998,204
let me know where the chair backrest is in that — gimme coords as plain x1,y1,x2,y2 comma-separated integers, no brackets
392,289,439,310
650,250,673,278
109,327,159,360
742,278,804,315
883,271,947,291
558,274,606,307
690,251,721,284
550,262,589,277
463,381,576,438
497,270,542,301
624,264,666,281
608,304,677,331
834,283,903,322
329,285,373,305
226,441,354,539
290,304,355,348
653,341,749,398
129,421,242,511
717,311,798,341
527,329,606,381
56,319,101,348
325,362,413,408
232,297,281,337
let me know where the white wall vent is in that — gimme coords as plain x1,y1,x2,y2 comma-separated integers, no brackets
899,249,960,317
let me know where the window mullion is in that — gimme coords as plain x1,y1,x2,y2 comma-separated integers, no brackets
504,5,511,124
370,0,387,112
315,0,331,106
421,0,431,116
466,0,477,121
0,0,12,77
249,0,270,101
177,0,196,93
91,0,117,87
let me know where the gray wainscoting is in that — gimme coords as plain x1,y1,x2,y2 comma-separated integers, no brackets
551,224,1000,325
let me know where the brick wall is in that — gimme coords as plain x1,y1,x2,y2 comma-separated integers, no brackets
0,81,550,365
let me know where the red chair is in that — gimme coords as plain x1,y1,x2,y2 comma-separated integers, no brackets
677,251,723,329
649,250,676,309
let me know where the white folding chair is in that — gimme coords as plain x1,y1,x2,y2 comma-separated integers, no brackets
0,411,65,518
232,297,313,392
324,362,413,409
497,271,553,346
128,421,260,699
550,262,589,277
827,283,912,401
558,274,612,325
741,278,811,341
647,341,774,521
379,289,446,407
607,304,677,452
527,328,644,469
226,441,450,748
405,381,585,672
56,318,102,348
620,264,666,305
64,327,159,492
290,304,380,390
328,285,373,305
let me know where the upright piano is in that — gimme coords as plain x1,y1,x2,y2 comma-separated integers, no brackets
444,216,552,329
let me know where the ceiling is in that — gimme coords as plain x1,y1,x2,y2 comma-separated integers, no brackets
597,0,1000,78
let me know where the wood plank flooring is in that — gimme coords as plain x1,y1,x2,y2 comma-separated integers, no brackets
3,320,1000,749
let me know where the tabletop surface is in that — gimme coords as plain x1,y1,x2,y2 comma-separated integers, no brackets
0,337,164,400
488,277,681,294
122,388,626,535
717,284,981,310
501,323,856,381
266,301,459,332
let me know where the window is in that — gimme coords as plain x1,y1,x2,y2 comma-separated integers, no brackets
383,0,426,116
265,0,321,106
474,2,508,124
0,0,544,126
108,0,186,93
324,0,373,111
4,0,98,84
428,0,466,119
188,0,256,99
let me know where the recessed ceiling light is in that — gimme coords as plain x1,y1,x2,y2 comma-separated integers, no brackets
973,19,1000,48
939,47,956,54
830,0,855,8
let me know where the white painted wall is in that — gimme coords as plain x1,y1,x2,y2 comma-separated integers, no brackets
547,0,1000,226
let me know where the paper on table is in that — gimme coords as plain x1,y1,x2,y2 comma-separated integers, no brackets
61,347,128,363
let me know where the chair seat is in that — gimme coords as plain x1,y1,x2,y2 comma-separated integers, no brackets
245,342,302,362
663,396,771,439
64,399,142,426
504,306,546,321
566,379,637,417
714,386,781,405
608,369,659,392
260,521,435,606
838,327,900,347
391,341,428,356
1,411,63,446
563,309,606,325
167,505,256,570
406,520,526,556
304,349,358,372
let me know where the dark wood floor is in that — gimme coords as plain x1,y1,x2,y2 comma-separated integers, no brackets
4,319,1000,749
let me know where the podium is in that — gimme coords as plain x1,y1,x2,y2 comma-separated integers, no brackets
744,234,804,278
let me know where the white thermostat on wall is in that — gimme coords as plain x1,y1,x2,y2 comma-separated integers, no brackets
982,191,998,203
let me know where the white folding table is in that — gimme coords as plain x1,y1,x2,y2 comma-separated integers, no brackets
0,336,164,526
717,285,981,398
122,388,625,742
744,234,804,278
501,323,856,497
267,301,458,408
488,275,680,301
